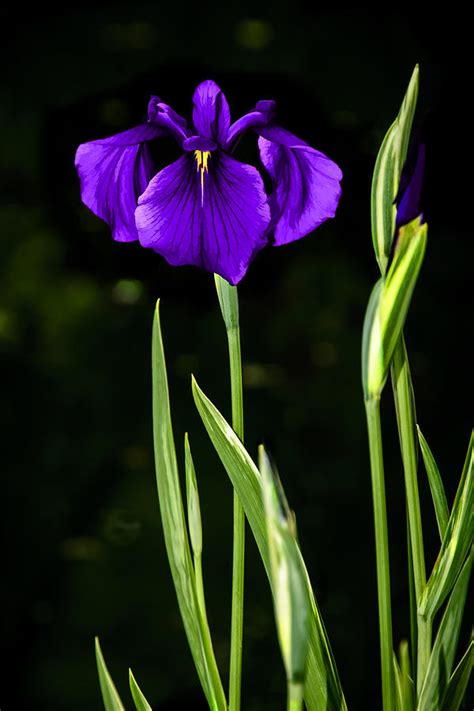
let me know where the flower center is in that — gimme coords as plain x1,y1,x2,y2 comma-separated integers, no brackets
194,150,211,206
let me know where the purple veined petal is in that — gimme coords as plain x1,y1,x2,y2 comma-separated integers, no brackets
226,99,276,149
75,123,163,242
192,80,231,147
258,125,342,246
396,140,426,227
148,96,190,144
135,151,271,284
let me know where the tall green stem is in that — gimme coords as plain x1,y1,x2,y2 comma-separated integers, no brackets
391,337,431,694
365,397,395,711
215,275,245,711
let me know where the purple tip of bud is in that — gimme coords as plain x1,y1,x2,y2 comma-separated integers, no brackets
396,136,426,228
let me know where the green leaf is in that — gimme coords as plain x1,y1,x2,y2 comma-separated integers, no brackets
419,431,473,619
259,445,310,685
371,65,419,274
95,637,126,711
393,651,403,711
152,302,226,711
362,218,427,399
192,377,347,711
442,639,474,711
418,550,472,710
185,433,203,559
417,425,449,540
129,669,152,711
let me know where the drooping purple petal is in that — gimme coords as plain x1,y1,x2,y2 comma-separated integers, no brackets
226,100,276,149
192,80,231,146
258,126,342,246
148,97,190,144
135,151,271,284
75,123,163,242
396,140,426,227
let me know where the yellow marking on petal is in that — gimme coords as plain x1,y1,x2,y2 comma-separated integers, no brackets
194,150,211,206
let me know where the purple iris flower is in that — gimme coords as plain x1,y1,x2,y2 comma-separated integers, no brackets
75,80,342,285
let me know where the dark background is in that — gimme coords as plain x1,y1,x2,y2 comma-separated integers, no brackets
1,3,472,709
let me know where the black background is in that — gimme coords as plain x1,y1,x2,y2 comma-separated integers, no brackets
1,3,472,709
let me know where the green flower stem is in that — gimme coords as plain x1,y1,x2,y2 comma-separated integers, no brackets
228,324,245,711
391,338,431,694
365,397,395,711
215,275,245,711
287,682,304,711
406,514,418,682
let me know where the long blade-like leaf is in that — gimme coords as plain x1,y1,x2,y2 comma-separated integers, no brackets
418,550,472,710
419,431,473,619
152,302,226,711
371,65,419,274
417,425,449,540
95,637,126,711
442,639,473,711
259,445,310,686
192,377,347,711
129,669,153,711
393,651,404,711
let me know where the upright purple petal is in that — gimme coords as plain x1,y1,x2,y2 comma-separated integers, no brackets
192,80,231,146
148,97,190,144
135,151,270,284
226,100,276,149
258,126,342,246
75,124,163,242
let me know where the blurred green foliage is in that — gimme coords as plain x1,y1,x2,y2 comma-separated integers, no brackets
1,3,471,709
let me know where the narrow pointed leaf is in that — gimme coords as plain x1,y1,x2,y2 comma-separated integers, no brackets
417,425,449,540
442,639,474,711
152,301,226,711
419,432,473,618
129,669,153,711
185,433,203,559
393,652,404,711
95,637,126,711
371,65,419,274
418,551,472,710
260,446,310,685
192,377,347,711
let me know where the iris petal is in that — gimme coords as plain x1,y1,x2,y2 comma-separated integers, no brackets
135,151,270,284
75,124,162,242
192,80,231,146
148,97,190,144
258,126,342,246
226,100,276,149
